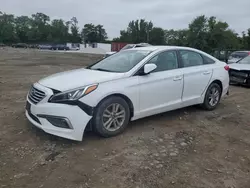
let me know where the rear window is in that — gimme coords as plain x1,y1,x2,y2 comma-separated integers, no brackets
229,52,249,59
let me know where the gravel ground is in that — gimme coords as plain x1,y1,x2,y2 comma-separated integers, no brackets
0,48,250,188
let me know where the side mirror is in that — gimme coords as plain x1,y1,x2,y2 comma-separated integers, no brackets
144,63,157,74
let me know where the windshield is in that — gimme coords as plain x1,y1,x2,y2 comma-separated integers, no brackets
229,52,249,60
121,44,135,50
89,50,152,73
238,56,250,64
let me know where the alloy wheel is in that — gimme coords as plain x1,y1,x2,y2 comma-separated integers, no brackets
102,103,126,131
208,87,220,106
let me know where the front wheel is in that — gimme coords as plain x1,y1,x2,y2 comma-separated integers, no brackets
93,96,130,137
202,83,222,110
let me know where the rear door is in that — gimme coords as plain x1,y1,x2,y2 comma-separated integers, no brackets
178,50,214,104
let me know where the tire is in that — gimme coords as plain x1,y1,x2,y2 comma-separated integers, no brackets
202,83,222,110
93,96,130,137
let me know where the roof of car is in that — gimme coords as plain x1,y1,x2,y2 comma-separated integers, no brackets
232,51,250,53
130,45,199,52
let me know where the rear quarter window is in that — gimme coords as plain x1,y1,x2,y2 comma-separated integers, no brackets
202,55,215,64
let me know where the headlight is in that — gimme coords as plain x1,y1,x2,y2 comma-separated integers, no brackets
49,84,98,102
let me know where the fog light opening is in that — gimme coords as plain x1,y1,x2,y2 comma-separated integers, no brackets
37,115,73,129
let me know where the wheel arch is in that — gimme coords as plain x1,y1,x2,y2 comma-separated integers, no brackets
95,93,134,119
210,79,223,95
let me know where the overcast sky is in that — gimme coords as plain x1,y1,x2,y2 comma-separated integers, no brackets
1,0,250,38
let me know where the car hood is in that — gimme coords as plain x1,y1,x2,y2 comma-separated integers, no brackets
229,63,250,71
39,68,125,91
106,51,117,55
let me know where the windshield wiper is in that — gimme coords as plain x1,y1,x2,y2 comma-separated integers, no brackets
91,68,114,72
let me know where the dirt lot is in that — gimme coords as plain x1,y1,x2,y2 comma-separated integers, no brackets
1,48,250,188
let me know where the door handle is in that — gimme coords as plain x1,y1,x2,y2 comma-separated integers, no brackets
173,76,183,81
203,71,211,75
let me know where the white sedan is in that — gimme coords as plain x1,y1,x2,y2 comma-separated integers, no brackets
26,46,229,141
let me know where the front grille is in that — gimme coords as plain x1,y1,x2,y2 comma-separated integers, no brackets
28,85,46,104
229,70,249,78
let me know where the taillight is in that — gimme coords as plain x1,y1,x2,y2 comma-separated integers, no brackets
224,65,230,71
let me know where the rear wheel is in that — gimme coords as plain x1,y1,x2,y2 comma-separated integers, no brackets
202,83,222,110
93,96,130,137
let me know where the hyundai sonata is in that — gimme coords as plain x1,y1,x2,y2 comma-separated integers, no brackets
26,46,229,141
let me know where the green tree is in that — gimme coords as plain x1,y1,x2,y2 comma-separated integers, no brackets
187,15,209,52
118,19,153,43
28,13,51,43
206,16,240,51
149,27,166,45
115,19,169,45
15,16,31,42
95,24,108,42
81,24,107,43
185,15,241,52
50,19,69,43
241,29,250,49
81,23,96,43
165,29,188,46
69,17,81,43
0,12,16,43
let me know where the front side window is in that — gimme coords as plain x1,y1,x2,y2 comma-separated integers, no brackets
147,51,178,73
89,50,151,73
180,50,203,67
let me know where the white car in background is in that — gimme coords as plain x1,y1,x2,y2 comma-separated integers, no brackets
104,43,151,58
229,55,250,86
227,51,250,64
26,46,229,141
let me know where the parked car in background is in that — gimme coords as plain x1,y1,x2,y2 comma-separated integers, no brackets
28,44,38,49
51,44,70,51
12,43,28,48
25,46,229,141
68,46,80,51
212,49,234,63
67,43,80,51
229,55,250,86
38,44,52,50
104,43,152,58
0,43,5,47
227,51,250,64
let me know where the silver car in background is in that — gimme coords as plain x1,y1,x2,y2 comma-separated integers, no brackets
104,43,152,58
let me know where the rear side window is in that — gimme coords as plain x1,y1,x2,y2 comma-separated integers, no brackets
180,50,203,67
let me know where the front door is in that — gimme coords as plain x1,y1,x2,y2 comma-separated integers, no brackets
138,50,184,118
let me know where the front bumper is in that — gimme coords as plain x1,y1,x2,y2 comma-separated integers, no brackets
230,76,250,85
25,83,92,141
229,69,250,86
